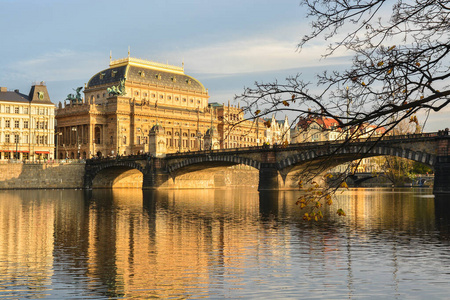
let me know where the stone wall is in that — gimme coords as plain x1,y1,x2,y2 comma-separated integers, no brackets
0,162,85,189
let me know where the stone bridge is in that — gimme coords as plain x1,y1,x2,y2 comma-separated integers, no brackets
84,132,450,194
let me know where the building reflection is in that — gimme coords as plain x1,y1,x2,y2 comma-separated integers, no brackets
0,188,449,298
82,188,263,298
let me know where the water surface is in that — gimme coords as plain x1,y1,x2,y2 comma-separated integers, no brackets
0,188,449,299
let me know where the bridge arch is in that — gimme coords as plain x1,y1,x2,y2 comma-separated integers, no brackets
167,155,261,175
85,160,146,189
277,145,436,172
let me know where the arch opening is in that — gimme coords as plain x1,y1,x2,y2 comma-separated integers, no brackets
92,166,143,189
172,162,259,189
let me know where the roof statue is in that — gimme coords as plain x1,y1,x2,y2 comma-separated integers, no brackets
66,87,83,104
107,78,127,96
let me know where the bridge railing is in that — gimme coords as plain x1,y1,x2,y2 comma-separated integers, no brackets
165,131,446,158
86,131,447,161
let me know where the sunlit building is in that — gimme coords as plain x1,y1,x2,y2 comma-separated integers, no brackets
55,56,288,159
0,83,55,160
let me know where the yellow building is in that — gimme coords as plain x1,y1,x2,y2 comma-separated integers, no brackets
56,56,273,158
0,83,55,160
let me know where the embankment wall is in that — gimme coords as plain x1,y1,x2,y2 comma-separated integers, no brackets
0,162,85,189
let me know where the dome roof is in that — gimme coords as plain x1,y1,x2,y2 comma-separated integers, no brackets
86,57,207,94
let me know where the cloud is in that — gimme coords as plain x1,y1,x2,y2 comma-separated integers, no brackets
162,22,351,76
3,49,105,83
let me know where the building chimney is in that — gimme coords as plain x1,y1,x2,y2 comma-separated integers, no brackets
14,89,19,93
0,87,7,92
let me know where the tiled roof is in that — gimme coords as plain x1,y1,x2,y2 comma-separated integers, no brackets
0,86,53,105
87,63,207,94
0,90,29,103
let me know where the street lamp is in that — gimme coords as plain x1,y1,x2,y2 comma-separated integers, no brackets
13,132,19,160
72,127,79,159
55,132,62,160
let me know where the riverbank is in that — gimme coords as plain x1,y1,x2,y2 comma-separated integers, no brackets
0,161,85,189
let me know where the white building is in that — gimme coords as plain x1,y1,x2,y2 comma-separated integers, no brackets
0,83,56,160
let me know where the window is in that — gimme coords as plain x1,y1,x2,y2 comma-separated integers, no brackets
14,134,19,143
23,135,28,143
23,107,28,114
5,120,10,128
14,120,19,128
5,134,10,143
14,107,19,114
123,136,127,144
5,107,10,113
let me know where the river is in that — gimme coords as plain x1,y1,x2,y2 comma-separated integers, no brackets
0,188,449,299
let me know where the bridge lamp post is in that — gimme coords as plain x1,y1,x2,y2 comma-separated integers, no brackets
196,131,203,151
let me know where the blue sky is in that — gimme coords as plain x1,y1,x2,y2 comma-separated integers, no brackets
0,0,447,131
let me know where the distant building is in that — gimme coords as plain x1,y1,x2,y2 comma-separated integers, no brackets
0,83,55,160
264,115,290,145
293,116,343,143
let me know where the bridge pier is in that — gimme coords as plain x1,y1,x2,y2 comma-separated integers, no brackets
258,163,282,190
143,158,173,189
433,156,450,194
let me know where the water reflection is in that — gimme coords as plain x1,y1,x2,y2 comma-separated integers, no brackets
0,188,449,298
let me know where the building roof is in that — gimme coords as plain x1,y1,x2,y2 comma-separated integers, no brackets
0,84,53,105
86,57,207,94
0,90,29,103
297,116,341,131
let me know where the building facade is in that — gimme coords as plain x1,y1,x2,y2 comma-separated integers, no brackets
0,83,55,160
56,56,289,159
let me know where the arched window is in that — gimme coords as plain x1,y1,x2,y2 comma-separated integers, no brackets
95,127,101,144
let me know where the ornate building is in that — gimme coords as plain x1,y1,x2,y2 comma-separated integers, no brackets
0,83,55,160
56,56,291,158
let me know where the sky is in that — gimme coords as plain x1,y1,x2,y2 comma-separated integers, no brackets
0,0,447,132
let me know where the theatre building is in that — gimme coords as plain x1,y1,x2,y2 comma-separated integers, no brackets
0,83,55,160
56,56,274,159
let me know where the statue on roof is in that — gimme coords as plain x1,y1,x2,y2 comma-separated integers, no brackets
107,78,127,96
66,86,83,104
